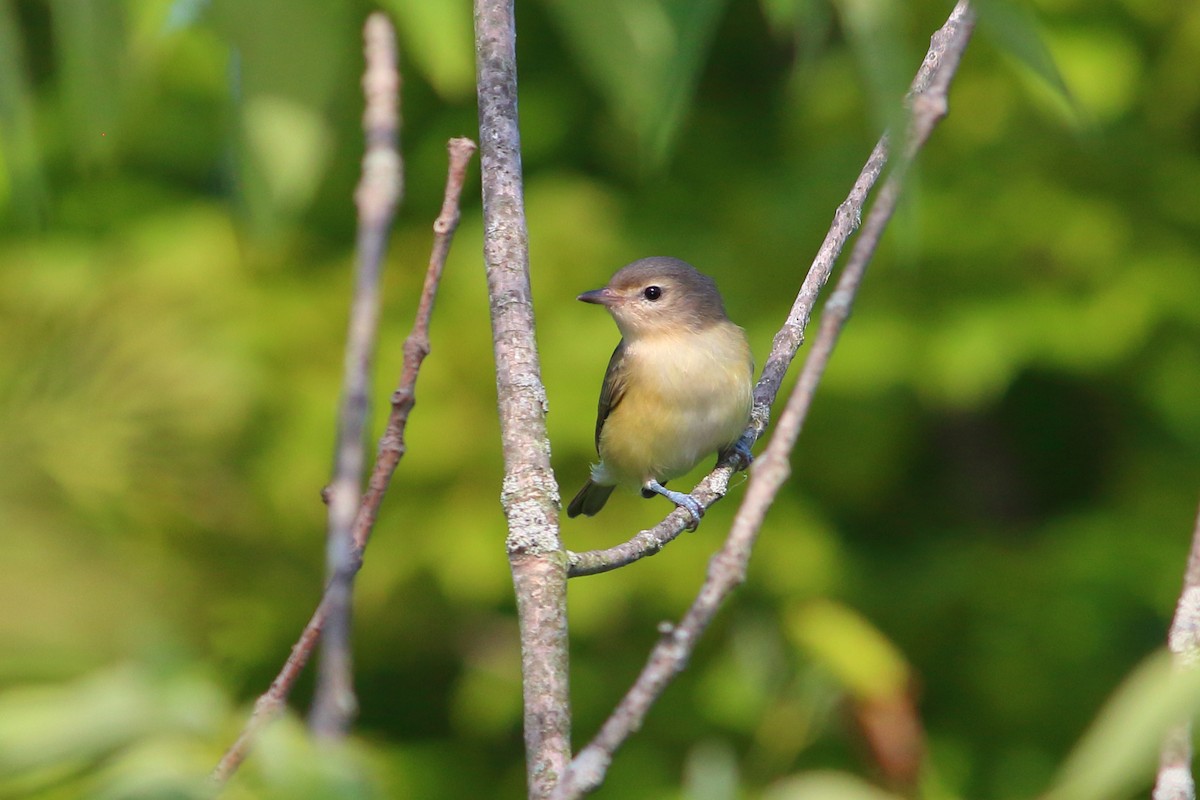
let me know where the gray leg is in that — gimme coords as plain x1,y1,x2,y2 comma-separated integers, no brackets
718,432,755,470
730,433,754,467
643,479,703,528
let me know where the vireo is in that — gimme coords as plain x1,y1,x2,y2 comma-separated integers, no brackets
566,257,754,524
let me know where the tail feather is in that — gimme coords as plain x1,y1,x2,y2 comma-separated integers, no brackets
567,480,615,517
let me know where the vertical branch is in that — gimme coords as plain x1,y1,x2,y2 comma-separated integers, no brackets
1154,500,1200,800
474,1,571,797
551,4,977,797
310,12,402,740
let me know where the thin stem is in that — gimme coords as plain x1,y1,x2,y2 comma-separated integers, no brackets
353,137,478,553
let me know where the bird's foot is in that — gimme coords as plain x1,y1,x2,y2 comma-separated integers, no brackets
644,479,703,530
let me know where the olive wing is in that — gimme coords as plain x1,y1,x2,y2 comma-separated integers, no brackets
593,339,628,451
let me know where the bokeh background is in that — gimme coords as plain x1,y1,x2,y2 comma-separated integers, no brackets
1,0,1198,798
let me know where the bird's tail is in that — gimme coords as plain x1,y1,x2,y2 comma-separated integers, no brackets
567,480,615,517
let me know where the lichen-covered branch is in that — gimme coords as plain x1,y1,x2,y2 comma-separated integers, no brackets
474,1,571,797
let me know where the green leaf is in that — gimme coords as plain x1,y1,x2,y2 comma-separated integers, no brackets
541,0,731,166
1044,650,1200,800
786,600,910,701
764,771,905,800
242,94,334,215
0,665,224,777
830,0,913,135
975,0,1079,119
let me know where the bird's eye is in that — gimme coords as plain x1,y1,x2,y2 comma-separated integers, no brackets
643,285,663,301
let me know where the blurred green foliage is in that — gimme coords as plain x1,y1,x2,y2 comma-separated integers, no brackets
1,0,1198,798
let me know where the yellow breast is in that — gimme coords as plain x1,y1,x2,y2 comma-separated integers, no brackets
596,322,752,487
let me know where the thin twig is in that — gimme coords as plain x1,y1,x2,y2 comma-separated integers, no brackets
566,0,972,579
353,136,478,553
551,4,977,796
209,137,476,786
1153,500,1200,800
475,0,571,797
309,11,403,740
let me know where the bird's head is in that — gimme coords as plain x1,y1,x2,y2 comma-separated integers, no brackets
578,257,729,339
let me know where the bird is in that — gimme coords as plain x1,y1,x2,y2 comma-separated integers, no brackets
566,256,754,524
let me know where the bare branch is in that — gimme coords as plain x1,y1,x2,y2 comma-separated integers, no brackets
551,4,977,796
210,594,329,787
567,463,742,576
209,137,476,786
474,0,571,797
567,2,976,578
353,136,478,553
309,11,403,740
1154,500,1200,800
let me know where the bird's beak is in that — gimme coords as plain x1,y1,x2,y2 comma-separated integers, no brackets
578,287,617,306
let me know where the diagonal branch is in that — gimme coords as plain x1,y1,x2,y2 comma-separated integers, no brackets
475,1,571,798
353,136,478,553
209,136,476,786
566,1,975,579
1153,499,1200,800
551,4,977,796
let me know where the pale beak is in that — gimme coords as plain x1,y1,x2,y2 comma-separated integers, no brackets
578,287,618,305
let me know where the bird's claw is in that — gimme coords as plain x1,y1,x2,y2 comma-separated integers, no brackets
644,479,704,530
676,494,703,531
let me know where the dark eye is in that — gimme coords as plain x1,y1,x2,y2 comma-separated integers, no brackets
643,285,662,301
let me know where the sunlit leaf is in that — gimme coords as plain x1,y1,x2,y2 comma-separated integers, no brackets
243,95,334,215
786,600,910,701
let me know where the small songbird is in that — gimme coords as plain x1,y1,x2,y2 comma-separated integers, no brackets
567,257,754,523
